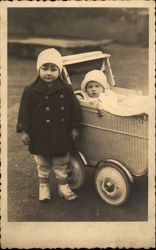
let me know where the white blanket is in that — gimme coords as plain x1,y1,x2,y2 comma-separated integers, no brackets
76,90,150,116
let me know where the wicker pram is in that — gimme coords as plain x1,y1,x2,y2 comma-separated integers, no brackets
62,51,148,206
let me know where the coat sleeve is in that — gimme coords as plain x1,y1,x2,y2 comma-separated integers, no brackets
16,87,32,133
68,85,82,128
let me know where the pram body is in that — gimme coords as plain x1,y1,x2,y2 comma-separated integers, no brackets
62,51,148,206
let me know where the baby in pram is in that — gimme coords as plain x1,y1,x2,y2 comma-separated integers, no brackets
77,69,117,105
76,69,150,116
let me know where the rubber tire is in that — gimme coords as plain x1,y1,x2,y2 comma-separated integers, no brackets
95,161,130,206
68,154,85,190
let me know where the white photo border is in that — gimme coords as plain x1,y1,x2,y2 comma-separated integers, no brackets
1,1,155,248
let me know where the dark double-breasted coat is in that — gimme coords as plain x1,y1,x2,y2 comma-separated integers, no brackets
16,76,82,156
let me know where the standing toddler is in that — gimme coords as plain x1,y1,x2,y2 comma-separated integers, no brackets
17,48,82,201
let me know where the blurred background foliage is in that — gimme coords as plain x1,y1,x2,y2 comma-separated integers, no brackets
8,8,149,45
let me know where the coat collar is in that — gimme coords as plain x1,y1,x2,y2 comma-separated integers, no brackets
33,76,63,95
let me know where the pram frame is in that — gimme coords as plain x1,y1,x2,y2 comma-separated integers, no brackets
62,51,148,206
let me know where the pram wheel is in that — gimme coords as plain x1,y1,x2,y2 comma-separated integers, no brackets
67,154,85,190
95,161,130,206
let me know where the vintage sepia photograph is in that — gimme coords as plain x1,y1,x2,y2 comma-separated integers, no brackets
1,1,155,248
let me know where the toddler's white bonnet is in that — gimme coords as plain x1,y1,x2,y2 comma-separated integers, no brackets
36,48,63,73
81,70,110,92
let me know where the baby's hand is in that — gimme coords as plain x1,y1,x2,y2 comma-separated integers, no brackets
21,131,30,145
75,93,84,101
71,127,79,141
89,100,100,108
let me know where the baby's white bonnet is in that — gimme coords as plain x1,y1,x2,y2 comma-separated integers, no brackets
81,69,110,92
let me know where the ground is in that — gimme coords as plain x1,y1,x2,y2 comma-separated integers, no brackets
7,43,148,221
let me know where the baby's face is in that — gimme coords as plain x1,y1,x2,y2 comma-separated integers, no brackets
39,63,59,83
86,81,104,98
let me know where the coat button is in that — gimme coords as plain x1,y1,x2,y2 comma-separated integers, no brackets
46,119,51,123
60,94,64,99
45,96,49,100
45,107,50,111
61,118,64,122
61,106,64,110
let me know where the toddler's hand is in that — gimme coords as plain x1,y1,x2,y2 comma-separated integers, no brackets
71,128,79,141
21,132,30,145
